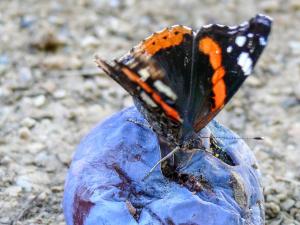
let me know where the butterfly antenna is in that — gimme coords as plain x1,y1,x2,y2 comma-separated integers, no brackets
199,136,264,140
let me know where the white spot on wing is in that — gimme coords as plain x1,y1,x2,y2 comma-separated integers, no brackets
139,68,150,81
153,80,177,100
140,91,157,107
203,24,213,28
240,21,249,27
247,33,254,38
238,52,253,75
183,25,192,31
227,46,233,53
235,36,247,47
228,25,238,30
259,37,267,46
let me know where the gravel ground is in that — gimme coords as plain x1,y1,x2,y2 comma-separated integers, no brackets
0,0,299,224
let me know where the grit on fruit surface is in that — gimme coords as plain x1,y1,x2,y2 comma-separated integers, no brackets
0,0,299,224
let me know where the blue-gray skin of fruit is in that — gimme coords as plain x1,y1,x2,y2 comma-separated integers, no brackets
63,107,264,225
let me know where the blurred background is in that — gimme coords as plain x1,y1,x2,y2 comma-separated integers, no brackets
0,0,299,224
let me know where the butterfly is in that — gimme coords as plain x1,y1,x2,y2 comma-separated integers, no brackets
96,14,272,152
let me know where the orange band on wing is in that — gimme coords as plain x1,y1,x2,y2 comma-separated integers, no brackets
139,26,192,55
121,67,181,122
211,68,226,110
199,37,226,111
199,37,222,69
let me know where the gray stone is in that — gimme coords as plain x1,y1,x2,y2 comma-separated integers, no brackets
281,199,296,211
33,95,46,107
265,202,280,218
19,127,31,140
21,117,36,128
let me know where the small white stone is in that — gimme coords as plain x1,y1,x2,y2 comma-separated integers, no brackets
33,95,46,107
235,36,247,47
81,35,99,48
238,52,253,75
21,117,36,128
53,89,66,99
5,186,22,197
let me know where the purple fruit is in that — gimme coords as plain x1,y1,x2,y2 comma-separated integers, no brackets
63,107,264,225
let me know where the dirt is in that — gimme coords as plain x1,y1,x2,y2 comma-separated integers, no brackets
0,0,299,224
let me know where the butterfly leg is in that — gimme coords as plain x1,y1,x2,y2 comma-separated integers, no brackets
143,146,180,180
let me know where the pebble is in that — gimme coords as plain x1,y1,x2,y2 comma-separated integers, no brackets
18,67,33,87
27,142,45,154
42,81,57,93
246,76,263,87
16,176,32,192
281,199,296,211
289,41,300,55
19,127,31,140
42,55,82,70
81,35,99,48
38,191,48,201
265,202,280,218
33,95,46,107
20,14,36,28
1,156,12,167
35,152,61,172
259,1,280,12
57,152,71,165
0,217,10,224
288,123,300,140
30,31,67,51
5,186,22,197
53,89,67,99
21,117,36,128
293,83,300,99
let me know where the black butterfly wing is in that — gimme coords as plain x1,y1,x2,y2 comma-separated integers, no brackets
190,14,272,132
110,25,195,144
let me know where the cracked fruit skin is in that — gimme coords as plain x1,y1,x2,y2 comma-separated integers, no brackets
63,107,264,225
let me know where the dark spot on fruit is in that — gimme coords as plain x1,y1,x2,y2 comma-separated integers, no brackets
174,31,179,35
73,187,95,225
252,164,258,169
134,154,141,161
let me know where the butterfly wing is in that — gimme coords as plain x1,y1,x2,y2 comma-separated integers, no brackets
125,25,194,117
96,54,186,144
97,26,196,144
190,14,272,132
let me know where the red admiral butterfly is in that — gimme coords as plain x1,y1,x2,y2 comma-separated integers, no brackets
96,14,272,150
